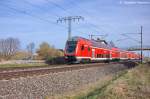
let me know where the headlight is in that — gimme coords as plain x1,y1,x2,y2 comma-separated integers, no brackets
65,56,68,59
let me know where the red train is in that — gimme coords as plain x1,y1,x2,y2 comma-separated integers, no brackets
64,36,140,63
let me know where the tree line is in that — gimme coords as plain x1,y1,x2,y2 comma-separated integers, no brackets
0,37,64,61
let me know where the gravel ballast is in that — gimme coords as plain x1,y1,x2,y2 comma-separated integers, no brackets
0,63,129,99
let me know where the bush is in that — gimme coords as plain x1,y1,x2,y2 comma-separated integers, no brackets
36,42,64,60
46,56,66,65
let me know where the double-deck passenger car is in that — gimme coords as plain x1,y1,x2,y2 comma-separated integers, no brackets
64,36,140,63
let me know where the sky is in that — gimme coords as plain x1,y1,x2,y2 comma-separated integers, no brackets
0,0,150,52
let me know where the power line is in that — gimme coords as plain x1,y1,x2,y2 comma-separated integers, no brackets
66,0,109,34
116,38,130,42
46,0,106,34
0,3,68,29
21,0,84,34
4,0,110,35
121,34,140,43
45,0,70,15
44,0,98,36
2,1,107,39
22,0,60,18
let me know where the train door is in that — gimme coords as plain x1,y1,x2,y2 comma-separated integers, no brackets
109,51,112,59
87,46,91,57
92,49,95,58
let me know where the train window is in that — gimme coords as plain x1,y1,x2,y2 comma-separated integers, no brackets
107,54,110,58
66,45,76,53
101,54,103,58
97,54,102,58
66,41,77,53
100,54,102,58
104,54,106,58
81,45,84,50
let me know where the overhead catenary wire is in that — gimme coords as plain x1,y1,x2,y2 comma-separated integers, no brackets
1,0,107,38
121,34,141,43
0,3,68,29
66,0,109,34
20,0,85,34
45,0,70,16
23,0,107,36
3,4,88,39
22,0,61,19
45,0,107,35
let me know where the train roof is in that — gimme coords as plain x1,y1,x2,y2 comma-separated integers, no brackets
69,36,113,49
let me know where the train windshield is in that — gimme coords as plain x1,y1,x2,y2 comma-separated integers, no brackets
66,41,77,53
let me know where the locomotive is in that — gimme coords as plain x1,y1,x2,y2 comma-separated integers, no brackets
64,36,140,63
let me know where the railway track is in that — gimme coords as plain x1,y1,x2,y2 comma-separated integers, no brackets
0,63,118,80
0,60,138,80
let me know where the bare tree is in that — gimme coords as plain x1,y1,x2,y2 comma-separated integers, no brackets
0,38,20,59
27,42,35,60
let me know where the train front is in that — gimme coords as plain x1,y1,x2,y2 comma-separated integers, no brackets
64,37,78,63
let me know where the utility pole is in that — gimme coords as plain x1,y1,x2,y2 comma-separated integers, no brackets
121,26,143,63
140,26,143,63
57,16,84,40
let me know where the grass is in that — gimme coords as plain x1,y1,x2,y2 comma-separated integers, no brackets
0,63,49,68
75,71,127,99
75,64,150,99
46,63,150,99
